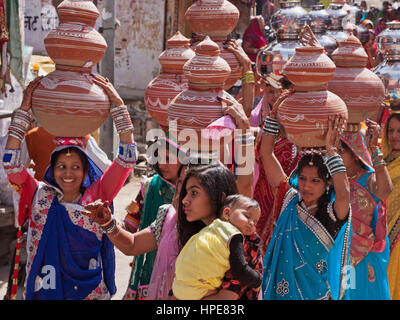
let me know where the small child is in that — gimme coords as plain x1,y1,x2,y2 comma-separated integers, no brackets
172,194,263,300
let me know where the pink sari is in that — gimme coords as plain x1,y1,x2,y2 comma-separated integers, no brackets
147,205,178,300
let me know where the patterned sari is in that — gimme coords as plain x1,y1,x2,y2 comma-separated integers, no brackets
341,132,390,299
383,124,400,299
262,183,351,300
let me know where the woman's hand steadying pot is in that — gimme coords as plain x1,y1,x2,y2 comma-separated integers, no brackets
326,114,346,153
218,93,250,130
20,76,43,111
91,73,124,107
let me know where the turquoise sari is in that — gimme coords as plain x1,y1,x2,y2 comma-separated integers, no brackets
262,187,352,300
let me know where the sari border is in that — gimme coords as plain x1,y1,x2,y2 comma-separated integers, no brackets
296,203,334,252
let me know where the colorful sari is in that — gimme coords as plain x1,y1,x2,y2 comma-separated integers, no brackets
341,132,390,299
262,184,352,300
383,122,400,299
3,138,136,300
123,137,184,300
254,136,300,254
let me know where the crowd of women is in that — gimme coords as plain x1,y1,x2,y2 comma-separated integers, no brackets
3,1,400,301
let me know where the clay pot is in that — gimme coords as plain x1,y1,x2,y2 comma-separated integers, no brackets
44,0,107,69
185,0,241,90
284,46,336,89
277,46,348,148
145,32,195,127
184,0,240,40
168,37,235,152
57,0,99,27
31,69,111,137
328,34,385,124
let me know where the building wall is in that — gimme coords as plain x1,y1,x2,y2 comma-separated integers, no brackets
97,0,166,99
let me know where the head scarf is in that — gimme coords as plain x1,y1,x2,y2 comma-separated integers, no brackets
43,137,104,191
375,17,386,35
243,16,267,51
340,131,374,172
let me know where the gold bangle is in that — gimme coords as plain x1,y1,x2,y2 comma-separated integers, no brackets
241,71,255,85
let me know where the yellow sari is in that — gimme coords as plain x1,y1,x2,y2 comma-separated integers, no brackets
383,127,400,299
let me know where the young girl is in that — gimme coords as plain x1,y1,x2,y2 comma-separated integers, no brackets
172,166,263,300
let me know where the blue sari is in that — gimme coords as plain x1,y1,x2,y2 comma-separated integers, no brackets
262,187,352,300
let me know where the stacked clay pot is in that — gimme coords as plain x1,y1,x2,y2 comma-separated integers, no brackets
144,32,195,128
168,36,235,153
185,0,241,90
32,0,111,137
277,46,348,148
328,33,385,130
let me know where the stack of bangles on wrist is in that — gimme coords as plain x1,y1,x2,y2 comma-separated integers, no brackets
101,217,120,237
110,105,134,134
235,132,255,147
241,71,255,85
8,109,33,141
371,148,386,167
326,154,346,176
263,116,280,136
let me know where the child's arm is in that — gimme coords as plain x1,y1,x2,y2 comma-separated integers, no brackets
229,234,262,288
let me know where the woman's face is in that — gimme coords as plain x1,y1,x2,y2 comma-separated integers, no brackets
182,176,215,225
53,150,85,200
298,166,326,206
388,117,400,151
157,149,181,183
337,144,358,171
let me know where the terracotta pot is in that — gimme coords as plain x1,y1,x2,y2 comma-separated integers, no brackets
328,34,385,124
284,46,336,89
31,69,111,137
168,37,236,152
57,0,99,27
278,45,348,148
183,36,231,90
44,0,106,69
145,32,195,127
44,22,107,69
184,0,240,40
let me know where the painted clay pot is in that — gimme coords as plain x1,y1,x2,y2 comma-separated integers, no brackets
168,37,235,152
184,0,240,39
185,0,241,90
44,0,107,68
328,34,385,125
57,0,99,27
145,32,195,127
277,46,348,148
284,46,336,89
31,69,111,137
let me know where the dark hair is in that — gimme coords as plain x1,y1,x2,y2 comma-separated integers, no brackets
296,154,331,213
50,147,89,194
177,164,238,249
222,194,260,214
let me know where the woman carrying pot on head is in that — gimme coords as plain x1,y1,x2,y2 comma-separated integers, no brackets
3,75,137,300
259,91,352,300
338,122,392,300
382,112,400,300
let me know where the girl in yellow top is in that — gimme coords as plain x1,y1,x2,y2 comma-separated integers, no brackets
172,165,263,300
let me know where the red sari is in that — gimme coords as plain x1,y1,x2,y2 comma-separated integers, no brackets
253,137,300,254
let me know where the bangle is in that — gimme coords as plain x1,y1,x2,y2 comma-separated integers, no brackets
326,154,346,176
241,71,255,85
110,105,134,134
262,116,280,136
235,133,255,146
8,109,33,142
373,160,386,167
101,217,117,234
371,149,383,160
